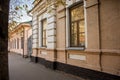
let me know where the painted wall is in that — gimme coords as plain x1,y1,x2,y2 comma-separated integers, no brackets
30,0,120,76
9,23,32,57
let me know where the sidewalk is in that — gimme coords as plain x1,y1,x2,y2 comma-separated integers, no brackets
9,53,85,80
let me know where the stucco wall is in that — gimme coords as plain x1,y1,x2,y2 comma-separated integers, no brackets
9,31,23,55
100,0,120,75
56,0,120,76
100,0,120,50
9,24,32,57
31,0,120,76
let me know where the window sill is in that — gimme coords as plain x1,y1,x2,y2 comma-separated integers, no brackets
39,47,47,49
66,47,85,51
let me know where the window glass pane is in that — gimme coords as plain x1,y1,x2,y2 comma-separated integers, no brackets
21,37,24,49
71,5,84,21
43,30,46,38
42,19,47,47
71,23,77,34
17,38,19,49
15,39,16,49
71,22,78,46
71,34,77,46
43,19,47,30
79,20,85,46
79,20,85,33
70,4,85,47
79,33,85,46
43,38,46,46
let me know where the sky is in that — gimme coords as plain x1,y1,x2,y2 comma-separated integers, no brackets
9,0,35,23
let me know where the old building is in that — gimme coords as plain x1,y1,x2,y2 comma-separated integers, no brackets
9,22,32,57
29,0,120,79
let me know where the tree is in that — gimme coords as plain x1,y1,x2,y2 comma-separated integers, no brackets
0,0,9,80
9,0,34,32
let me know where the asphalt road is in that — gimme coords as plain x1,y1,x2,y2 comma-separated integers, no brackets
9,53,85,80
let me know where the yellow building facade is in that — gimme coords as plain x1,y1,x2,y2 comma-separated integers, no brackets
30,0,120,79
9,22,32,57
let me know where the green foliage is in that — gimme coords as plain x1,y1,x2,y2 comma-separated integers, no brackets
9,0,34,32
9,0,34,23
8,21,18,32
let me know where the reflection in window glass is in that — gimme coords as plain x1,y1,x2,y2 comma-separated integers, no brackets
70,4,85,47
42,19,47,47
21,37,24,49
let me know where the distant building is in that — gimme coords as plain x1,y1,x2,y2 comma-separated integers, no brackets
29,0,120,79
8,22,32,57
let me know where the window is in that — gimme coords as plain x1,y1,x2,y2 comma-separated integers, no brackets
21,37,24,49
15,39,16,49
42,19,47,47
70,4,85,47
12,40,13,49
17,38,19,49
16,39,17,49
12,40,14,49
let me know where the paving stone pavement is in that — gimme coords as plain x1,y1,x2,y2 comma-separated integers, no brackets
9,53,86,80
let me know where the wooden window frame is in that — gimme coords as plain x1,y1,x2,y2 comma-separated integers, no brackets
17,38,19,49
69,3,85,47
41,19,47,47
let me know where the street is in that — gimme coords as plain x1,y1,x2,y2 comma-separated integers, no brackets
9,53,85,80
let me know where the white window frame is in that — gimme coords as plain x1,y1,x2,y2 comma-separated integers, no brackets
66,0,87,50
38,13,48,48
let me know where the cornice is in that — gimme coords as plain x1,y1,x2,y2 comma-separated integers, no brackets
29,0,46,14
